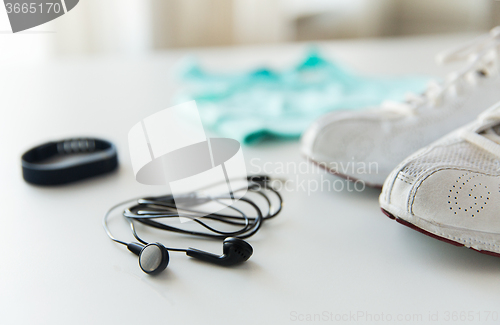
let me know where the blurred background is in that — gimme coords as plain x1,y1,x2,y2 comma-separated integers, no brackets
1,0,500,62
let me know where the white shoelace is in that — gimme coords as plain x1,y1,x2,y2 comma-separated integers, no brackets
461,102,500,158
382,27,500,117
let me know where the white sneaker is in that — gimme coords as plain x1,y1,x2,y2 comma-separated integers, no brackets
302,27,500,187
380,102,500,257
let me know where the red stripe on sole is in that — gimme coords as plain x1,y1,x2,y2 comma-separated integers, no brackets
381,208,500,257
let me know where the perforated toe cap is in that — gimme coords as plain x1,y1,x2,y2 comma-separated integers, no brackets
411,169,500,233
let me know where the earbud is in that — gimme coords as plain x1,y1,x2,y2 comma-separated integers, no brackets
127,242,169,275
125,238,251,275
185,237,253,266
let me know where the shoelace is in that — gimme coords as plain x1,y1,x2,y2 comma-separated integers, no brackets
382,27,500,117
460,102,500,158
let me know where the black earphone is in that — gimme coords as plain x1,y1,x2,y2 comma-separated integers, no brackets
127,242,170,275
103,175,282,275
125,237,253,275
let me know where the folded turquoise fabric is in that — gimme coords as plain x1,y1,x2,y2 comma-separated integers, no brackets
174,49,430,145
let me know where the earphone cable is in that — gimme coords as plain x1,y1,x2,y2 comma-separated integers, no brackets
103,177,283,248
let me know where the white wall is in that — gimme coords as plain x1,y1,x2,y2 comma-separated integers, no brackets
0,0,496,62
53,0,153,56
0,2,52,63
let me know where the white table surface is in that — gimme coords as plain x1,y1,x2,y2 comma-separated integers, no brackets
2,34,500,325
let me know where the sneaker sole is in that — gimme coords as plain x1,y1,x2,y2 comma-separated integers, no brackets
305,155,383,189
381,208,500,258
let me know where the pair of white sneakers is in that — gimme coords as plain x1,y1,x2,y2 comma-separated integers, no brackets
302,27,500,257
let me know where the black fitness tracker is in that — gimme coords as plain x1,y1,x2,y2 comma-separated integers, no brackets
21,138,118,185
